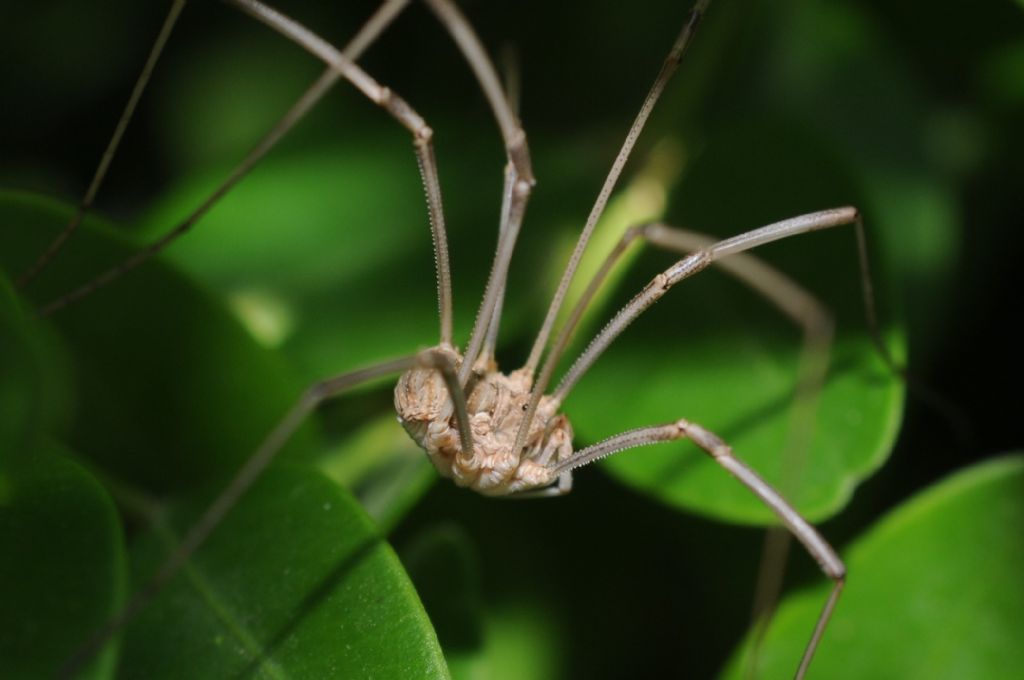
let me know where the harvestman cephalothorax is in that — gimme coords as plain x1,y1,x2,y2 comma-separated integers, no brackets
15,0,902,677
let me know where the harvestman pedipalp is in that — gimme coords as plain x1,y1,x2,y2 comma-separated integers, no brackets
19,1,902,677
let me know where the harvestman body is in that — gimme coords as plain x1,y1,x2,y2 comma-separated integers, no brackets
19,0,898,677
396,347,575,495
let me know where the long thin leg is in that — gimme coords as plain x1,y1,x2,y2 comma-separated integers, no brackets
516,221,836,672
58,347,472,678
423,0,533,185
543,210,869,675
37,0,414,318
552,419,845,680
17,0,188,289
420,0,537,384
226,0,459,346
511,0,711,457
458,171,529,384
514,218,836,458
477,43,524,368
639,228,834,676
552,207,875,406
523,0,712,377
476,164,517,372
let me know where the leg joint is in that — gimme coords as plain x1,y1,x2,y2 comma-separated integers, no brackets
676,418,728,457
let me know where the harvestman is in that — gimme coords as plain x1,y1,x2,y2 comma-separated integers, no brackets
19,0,897,677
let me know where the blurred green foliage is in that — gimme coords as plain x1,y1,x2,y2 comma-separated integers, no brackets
1,0,1022,678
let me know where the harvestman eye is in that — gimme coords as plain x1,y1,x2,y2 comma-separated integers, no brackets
17,0,902,677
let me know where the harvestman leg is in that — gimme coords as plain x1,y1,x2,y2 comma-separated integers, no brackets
420,0,538,385
475,164,517,373
524,222,835,447
17,0,187,288
512,0,711,456
635,227,835,676
227,0,460,345
36,0,415,318
240,0,542,384
534,207,883,677
550,419,844,680
477,50,525,369
535,221,838,672
253,0,542,380
522,0,712,379
514,222,839,508
55,0,499,672
234,0,543,383
59,349,475,678
550,207,881,405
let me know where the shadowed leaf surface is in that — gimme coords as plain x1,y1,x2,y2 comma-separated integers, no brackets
123,465,449,679
0,190,321,493
0,444,126,680
0,275,69,461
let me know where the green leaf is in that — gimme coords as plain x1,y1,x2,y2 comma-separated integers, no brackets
122,464,449,679
566,119,905,524
1,191,448,676
0,189,322,493
401,523,483,657
317,413,437,534
446,598,564,680
0,274,69,460
0,443,127,680
722,454,1024,679
400,523,563,680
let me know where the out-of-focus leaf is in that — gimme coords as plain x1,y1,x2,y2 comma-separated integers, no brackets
401,523,483,656
122,464,449,679
981,39,1024,108
0,189,321,493
135,138,529,382
731,0,959,347
722,454,1024,679
446,599,564,680
318,413,437,533
0,276,68,460
0,443,126,680
400,522,563,680
152,30,324,172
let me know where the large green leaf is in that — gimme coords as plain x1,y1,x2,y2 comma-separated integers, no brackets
0,189,321,493
122,464,449,679
722,454,1024,679
0,443,127,680
1,191,449,676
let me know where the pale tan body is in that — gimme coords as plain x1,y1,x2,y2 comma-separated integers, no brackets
395,350,572,495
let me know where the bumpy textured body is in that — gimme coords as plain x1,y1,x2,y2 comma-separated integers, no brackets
394,348,574,495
